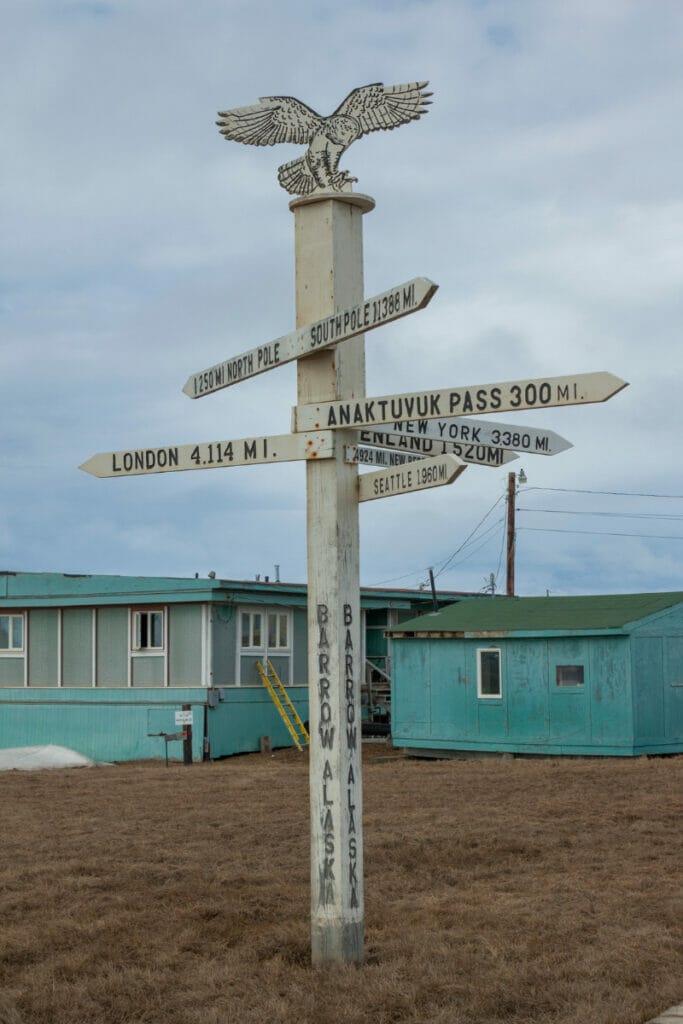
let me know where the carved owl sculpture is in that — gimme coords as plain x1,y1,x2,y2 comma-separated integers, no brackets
216,81,432,196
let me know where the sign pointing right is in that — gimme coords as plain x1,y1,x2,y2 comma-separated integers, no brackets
293,372,628,432
384,416,572,455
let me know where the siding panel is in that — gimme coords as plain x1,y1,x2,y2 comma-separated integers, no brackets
27,609,58,686
62,608,93,687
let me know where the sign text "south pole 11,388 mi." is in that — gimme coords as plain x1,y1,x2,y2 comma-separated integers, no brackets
183,277,437,398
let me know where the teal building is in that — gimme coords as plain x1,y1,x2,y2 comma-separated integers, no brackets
0,571,467,762
389,593,683,757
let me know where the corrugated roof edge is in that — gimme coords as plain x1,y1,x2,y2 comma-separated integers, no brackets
387,592,683,637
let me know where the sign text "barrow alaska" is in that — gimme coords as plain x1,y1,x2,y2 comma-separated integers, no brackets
183,277,437,398
293,372,628,432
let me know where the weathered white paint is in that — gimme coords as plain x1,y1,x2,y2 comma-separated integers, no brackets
292,191,373,965
345,445,425,467
387,416,572,455
357,429,518,467
79,431,335,478
293,372,629,432
182,277,437,398
217,82,432,196
358,453,465,502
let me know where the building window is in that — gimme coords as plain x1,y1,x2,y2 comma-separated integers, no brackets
132,610,164,651
477,648,501,698
241,610,289,651
556,664,584,687
0,614,24,652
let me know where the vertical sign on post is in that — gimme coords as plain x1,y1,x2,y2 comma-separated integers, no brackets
291,192,374,964
212,80,433,967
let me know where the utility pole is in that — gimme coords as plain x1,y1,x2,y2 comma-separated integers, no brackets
506,471,516,596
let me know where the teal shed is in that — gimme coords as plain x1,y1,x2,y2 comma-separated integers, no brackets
0,571,469,762
388,593,683,757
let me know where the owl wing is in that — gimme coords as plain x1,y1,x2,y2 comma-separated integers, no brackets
334,81,432,137
217,96,323,147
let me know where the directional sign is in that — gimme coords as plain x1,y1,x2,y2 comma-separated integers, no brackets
358,453,466,503
293,372,628,433
346,445,425,468
80,431,334,479
183,277,437,399
385,416,571,455
357,429,518,467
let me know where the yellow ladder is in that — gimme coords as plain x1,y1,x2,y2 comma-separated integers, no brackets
257,659,309,751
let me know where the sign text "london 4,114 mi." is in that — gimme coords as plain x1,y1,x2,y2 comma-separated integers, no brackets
357,453,466,502
182,277,437,398
293,372,628,432
79,431,335,478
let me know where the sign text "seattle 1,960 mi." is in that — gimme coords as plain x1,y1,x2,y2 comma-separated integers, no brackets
79,431,335,479
293,372,629,432
183,277,437,399
357,453,466,503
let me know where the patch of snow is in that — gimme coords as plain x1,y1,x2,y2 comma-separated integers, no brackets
0,745,98,771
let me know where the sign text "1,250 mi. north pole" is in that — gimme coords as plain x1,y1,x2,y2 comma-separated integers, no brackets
293,373,629,432
183,277,437,398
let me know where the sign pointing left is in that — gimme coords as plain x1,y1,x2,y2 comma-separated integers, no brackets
182,277,437,398
80,431,335,478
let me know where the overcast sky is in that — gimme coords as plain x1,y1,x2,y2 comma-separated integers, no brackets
2,0,682,597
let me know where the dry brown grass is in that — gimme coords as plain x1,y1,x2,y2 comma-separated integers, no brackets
0,745,681,1024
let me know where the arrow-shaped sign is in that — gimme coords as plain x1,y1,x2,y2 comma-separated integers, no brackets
385,416,571,455
183,277,437,399
347,445,425,468
80,431,334,478
357,429,518,466
358,453,466,502
293,372,628,433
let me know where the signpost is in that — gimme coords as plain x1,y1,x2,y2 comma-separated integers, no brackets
357,453,465,502
80,431,335,478
356,429,519,467
348,446,425,468
384,416,572,455
182,277,437,398
81,79,630,970
293,372,628,432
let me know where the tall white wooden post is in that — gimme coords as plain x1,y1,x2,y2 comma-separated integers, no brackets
290,191,375,965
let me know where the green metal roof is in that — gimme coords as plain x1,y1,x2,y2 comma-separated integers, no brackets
0,571,476,611
389,592,683,636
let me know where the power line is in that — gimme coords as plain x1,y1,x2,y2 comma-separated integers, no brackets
517,507,683,521
519,527,683,541
370,497,506,588
433,495,505,579
523,486,683,500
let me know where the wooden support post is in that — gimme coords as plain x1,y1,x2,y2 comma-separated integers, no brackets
182,703,192,766
506,472,516,597
290,191,375,965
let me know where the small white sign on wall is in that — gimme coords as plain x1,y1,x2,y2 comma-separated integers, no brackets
175,710,193,726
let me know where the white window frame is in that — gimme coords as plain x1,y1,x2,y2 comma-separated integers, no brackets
237,606,293,685
0,613,25,654
477,647,502,699
130,608,166,653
